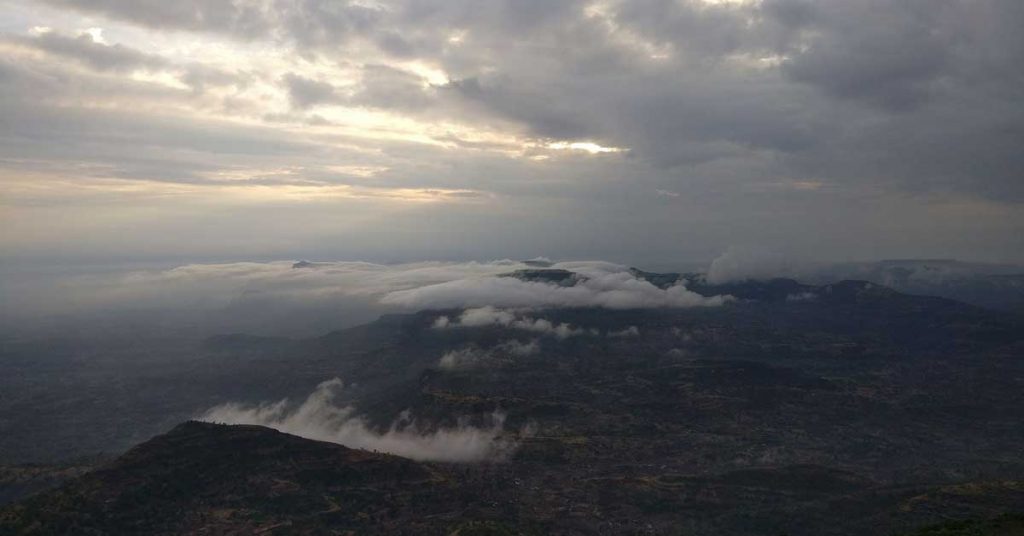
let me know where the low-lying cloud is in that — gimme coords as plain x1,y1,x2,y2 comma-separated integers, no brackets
201,378,516,462
382,261,729,310
706,247,810,284
434,306,596,339
438,338,541,370
3,259,729,337
608,326,640,338
438,347,491,370
496,338,541,357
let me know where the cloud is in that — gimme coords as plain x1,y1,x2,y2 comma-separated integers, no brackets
2,0,1024,274
383,261,730,309
438,338,541,369
21,30,169,73
434,308,651,340
706,247,811,284
179,63,249,94
497,338,540,357
2,259,728,337
35,0,280,39
283,72,342,109
434,306,595,339
786,291,817,302
1,260,517,336
776,0,952,111
438,347,489,369
201,377,517,462
608,325,640,337
15,0,1024,200
348,64,437,111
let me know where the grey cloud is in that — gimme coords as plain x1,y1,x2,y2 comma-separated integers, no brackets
27,0,1024,195
19,31,250,96
38,0,383,49
38,0,276,39
609,0,794,60
706,247,812,284
373,30,416,58
396,0,590,43
282,72,342,109
442,76,593,140
348,64,434,111
0,100,326,184
777,0,951,110
437,0,1023,198
276,1,383,49
24,31,168,72
180,64,251,94
4,0,1024,264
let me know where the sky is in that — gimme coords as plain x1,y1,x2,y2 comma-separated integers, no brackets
0,0,1022,268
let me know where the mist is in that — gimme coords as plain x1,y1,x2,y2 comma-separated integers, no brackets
434,307,599,339
4,252,1022,341
0,259,731,339
438,339,542,370
201,378,518,463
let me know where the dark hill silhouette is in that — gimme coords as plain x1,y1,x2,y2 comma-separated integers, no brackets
0,422,465,534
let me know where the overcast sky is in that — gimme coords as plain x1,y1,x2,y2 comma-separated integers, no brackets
1,0,1022,267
